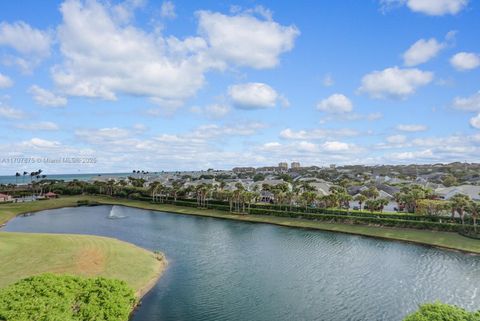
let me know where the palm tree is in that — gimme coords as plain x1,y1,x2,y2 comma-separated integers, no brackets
354,194,367,211
450,193,471,226
23,171,28,184
376,198,389,213
300,191,316,211
468,201,479,233
15,172,20,185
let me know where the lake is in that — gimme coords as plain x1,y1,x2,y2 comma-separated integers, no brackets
3,205,480,321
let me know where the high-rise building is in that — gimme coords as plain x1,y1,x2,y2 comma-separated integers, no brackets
291,162,301,169
278,162,288,170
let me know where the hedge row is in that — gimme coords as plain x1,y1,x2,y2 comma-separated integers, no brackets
158,197,469,224
151,198,463,232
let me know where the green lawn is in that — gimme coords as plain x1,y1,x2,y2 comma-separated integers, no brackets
1,195,479,255
0,232,166,297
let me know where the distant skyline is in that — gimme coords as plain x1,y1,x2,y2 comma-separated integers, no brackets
0,0,479,174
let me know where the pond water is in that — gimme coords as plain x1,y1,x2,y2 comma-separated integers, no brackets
3,205,480,321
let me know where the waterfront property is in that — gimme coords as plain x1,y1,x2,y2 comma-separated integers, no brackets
3,204,480,321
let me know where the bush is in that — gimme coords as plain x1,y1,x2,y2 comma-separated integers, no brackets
0,274,136,321
403,302,480,321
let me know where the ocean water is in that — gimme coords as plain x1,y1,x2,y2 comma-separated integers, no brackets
0,172,131,185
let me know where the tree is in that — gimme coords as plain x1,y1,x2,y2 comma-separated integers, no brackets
442,174,458,187
450,193,471,226
15,172,20,185
253,173,265,182
361,186,379,200
403,302,478,321
396,185,429,213
376,198,389,212
354,194,367,211
468,201,479,233
300,191,316,211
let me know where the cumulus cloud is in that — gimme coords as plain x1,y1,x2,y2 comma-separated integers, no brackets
0,21,52,71
197,10,299,69
0,21,51,56
403,38,444,66
52,0,298,110
358,66,433,99
450,52,480,71
29,85,68,107
0,73,13,88
396,124,428,132
317,94,353,113
228,82,281,109
470,114,480,129
452,91,480,111
381,0,469,16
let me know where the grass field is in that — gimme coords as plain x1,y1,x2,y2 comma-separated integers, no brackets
1,195,479,255
0,232,166,297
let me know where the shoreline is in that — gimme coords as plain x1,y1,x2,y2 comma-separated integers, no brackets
1,195,479,254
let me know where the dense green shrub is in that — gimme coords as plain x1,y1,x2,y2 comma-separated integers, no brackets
0,274,136,321
403,302,480,321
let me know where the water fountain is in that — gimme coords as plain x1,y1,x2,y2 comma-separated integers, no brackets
107,205,128,219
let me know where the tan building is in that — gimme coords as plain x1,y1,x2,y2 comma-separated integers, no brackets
278,162,288,170
291,162,301,169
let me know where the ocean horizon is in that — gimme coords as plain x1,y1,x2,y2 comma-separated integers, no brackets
0,172,132,185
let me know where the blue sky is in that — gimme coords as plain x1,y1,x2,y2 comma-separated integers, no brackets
0,0,479,174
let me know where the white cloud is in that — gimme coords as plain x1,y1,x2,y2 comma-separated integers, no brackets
450,52,480,71
228,83,280,109
197,10,299,69
76,127,131,144
358,66,433,99
319,112,383,124
205,103,230,118
0,21,52,71
389,149,434,160
452,91,480,111
53,0,211,105
192,103,231,119
321,141,350,152
396,124,428,132
403,38,444,66
407,0,468,15
20,138,61,149
52,1,297,110
16,121,59,131
0,73,13,88
29,85,68,107
0,104,24,119
280,128,359,140
470,114,480,129
0,21,51,56
381,0,469,16
386,134,407,144
111,0,146,24
317,94,353,113
160,1,176,19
